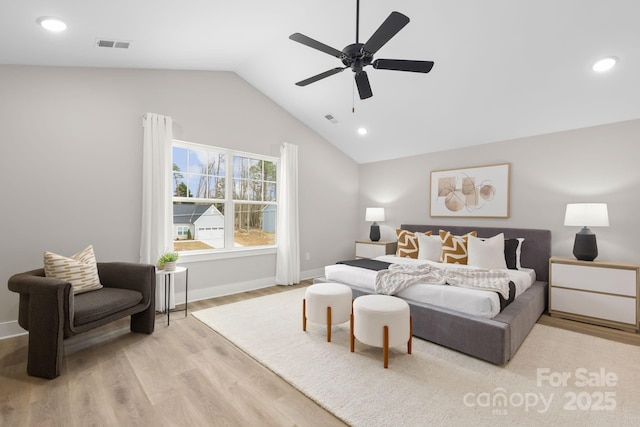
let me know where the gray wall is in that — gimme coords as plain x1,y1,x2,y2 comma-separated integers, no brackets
2,63,639,331
0,65,360,326
359,119,640,265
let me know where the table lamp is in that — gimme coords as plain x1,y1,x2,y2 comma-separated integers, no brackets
365,207,385,242
564,203,609,261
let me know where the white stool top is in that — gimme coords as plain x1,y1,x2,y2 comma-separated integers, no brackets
306,282,352,297
354,294,408,313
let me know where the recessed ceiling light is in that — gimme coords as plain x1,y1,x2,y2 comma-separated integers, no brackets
592,57,617,72
36,16,67,32
357,127,368,135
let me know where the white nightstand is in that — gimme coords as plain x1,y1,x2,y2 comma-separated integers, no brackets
549,257,639,332
355,240,397,259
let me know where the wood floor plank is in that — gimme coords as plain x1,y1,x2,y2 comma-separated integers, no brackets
175,368,248,426
183,336,307,426
68,370,120,426
26,377,72,427
0,377,30,427
0,335,32,427
153,392,219,427
122,330,183,405
101,345,164,426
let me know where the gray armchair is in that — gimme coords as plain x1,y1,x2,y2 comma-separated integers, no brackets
8,262,155,379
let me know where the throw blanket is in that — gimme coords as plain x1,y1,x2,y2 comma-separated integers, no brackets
442,268,512,300
375,264,512,300
374,264,445,295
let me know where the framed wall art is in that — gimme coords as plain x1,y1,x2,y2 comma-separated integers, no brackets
430,163,510,218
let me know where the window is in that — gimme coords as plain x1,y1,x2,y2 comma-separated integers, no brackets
177,225,190,238
172,140,278,254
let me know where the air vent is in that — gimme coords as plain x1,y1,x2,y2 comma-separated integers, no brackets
324,113,339,124
96,38,131,49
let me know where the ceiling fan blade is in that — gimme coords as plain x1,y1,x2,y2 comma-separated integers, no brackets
362,12,410,55
295,67,345,87
373,59,435,73
354,71,373,100
289,33,344,58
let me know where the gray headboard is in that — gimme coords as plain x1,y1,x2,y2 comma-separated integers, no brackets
401,224,552,282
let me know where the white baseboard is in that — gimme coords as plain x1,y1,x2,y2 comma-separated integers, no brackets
0,269,325,340
180,276,275,304
302,268,324,280
0,320,27,340
179,268,324,304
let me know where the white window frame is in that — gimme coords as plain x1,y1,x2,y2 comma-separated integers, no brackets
172,139,278,262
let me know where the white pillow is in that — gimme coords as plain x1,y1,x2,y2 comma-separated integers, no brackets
417,233,442,261
467,233,507,270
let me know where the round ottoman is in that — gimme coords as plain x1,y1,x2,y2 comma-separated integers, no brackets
303,283,353,342
351,294,412,368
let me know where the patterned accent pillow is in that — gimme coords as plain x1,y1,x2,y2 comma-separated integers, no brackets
44,245,103,294
439,230,477,264
396,229,432,258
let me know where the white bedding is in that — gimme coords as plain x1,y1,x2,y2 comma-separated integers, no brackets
324,255,536,319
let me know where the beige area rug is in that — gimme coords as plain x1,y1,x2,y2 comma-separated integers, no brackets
193,287,640,426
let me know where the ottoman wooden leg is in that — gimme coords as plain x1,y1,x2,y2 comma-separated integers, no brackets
350,313,355,352
326,306,332,342
302,299,307,331
383,325,389,368
408,316,413,354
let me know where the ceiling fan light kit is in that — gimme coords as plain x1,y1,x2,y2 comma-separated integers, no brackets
289,0,434,100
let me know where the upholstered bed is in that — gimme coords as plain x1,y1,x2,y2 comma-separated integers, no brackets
315,224,551,365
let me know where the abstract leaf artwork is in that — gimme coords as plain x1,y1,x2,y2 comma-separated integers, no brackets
430,164,510,218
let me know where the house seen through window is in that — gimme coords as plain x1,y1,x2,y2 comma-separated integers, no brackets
172,140,277,253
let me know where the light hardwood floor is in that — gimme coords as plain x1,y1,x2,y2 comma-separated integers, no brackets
3,283,638,427
0,280,346,427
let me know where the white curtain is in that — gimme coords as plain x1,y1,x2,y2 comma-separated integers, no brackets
140,113,175,309
275,142,300,285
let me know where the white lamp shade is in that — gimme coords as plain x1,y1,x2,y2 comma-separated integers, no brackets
365,207,385,222
564,203,609,227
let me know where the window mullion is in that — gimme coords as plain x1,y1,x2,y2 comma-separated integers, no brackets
225,151,234,249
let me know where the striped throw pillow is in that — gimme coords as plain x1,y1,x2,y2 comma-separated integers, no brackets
439,230,477,264
44,245,103,294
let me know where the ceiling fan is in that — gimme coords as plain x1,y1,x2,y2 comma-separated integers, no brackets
289,0,434,100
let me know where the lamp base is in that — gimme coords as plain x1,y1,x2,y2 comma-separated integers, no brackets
369,223,380,242
573,227,598,261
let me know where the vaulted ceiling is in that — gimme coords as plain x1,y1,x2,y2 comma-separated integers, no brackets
2,0,639,163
